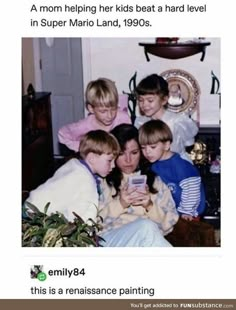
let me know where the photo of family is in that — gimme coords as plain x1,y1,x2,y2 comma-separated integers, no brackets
22,37,220,248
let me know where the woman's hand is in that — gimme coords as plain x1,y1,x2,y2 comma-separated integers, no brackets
119,182,148,208
130,186,153,211
119,182,139,209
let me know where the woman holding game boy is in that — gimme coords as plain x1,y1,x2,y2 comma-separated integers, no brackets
99,124,179,247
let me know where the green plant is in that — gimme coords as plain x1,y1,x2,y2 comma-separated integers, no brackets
22,202,104,247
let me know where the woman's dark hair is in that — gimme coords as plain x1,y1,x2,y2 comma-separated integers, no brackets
106,124,157,197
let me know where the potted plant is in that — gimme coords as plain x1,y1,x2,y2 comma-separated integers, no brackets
22,202,104,247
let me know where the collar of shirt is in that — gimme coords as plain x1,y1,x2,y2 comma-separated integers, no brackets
79,160,102,195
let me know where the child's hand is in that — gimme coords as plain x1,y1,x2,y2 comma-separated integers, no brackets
181,214,193,221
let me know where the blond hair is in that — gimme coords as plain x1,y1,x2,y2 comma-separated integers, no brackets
139,120,173,145
79,130,120,159
85,78,118,108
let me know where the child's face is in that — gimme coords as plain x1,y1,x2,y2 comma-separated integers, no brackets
88,105,118,127
141,142,170,162
138,94,166,118
92,153,115,177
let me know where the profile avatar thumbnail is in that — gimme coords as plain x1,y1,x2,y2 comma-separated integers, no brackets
30,265,44,279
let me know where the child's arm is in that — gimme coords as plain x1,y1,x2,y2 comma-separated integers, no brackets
182,116,199,147
134,115,151,129
58,121,85,152
26,159,99,223
172,115,198,153
177,176,201,218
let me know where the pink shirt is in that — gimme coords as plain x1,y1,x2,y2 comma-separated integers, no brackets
58,110,131,152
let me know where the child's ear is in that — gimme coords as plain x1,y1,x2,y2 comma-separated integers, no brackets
87,103,94,114
164,141,171,150
162,96,169,106
86,152,97,164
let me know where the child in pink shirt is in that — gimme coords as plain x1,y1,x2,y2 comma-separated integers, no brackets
58,78,131,152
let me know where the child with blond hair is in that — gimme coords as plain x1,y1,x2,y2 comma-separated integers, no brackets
58,78,131,152
139,119,205,221
26,130,120,223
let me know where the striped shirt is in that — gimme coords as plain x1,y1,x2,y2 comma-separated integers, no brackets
151,153,205,217
178,176,201,217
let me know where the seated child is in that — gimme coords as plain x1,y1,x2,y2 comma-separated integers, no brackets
139,119,205,221
25,130,120,223
134,74,198,162
58,78,131,152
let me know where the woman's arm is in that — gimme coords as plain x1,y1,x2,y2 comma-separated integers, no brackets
99,180,129,219
146,177,179,235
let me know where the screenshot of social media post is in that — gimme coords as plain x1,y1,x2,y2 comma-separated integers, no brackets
1,0,236,307
20,35,226,299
